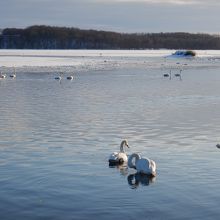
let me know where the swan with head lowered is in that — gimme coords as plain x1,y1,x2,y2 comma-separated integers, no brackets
128,153,156,176
109,140,130,165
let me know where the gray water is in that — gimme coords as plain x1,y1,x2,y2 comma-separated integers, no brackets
1,67,220,220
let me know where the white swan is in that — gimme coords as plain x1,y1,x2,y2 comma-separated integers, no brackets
55,72,63,80
174,69,182,80
67,76,74,80
109,140,130,165
55,76,62,80
163,70,171,80
128,153,156,176
10,67,16,78
0,73,7,79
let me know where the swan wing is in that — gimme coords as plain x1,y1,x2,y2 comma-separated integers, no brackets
117,152,128,163
109,152,119,161
150,160,156,175
136,158,150,174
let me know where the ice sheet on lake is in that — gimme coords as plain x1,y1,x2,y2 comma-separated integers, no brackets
1,49,220,73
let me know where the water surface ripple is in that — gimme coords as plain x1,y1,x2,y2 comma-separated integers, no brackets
0,67,220,219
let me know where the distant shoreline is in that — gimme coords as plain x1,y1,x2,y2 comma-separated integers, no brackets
1,25,220,50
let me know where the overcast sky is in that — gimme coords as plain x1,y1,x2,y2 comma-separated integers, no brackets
0,0,220,33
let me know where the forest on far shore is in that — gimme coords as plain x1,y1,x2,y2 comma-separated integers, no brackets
1,25,220,49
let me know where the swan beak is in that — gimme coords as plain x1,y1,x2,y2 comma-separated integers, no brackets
127,145,130,148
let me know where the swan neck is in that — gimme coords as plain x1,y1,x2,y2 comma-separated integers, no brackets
120,145,124,153
128,153,141,169
120,141,125,153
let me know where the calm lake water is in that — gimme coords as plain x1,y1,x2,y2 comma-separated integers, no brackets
1,66,220,220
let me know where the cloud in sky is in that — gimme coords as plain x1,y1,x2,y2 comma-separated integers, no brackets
96,0,197,4
0,0,220,33
93,0,220,5
21,0,220,6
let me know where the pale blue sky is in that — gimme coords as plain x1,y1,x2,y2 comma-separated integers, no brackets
0,0,219,33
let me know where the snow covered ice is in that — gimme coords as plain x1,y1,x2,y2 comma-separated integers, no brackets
1,49,220,74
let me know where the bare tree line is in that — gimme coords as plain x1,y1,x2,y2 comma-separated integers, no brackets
0,25,220,49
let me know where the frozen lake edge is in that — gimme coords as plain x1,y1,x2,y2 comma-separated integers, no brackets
1,49,220,74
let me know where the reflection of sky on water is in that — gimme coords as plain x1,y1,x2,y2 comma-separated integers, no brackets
109,164,129,177
1,62,220,219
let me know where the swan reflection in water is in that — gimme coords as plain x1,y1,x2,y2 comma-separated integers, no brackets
127,172,156,189
109,164,156,188
109,164,128,176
